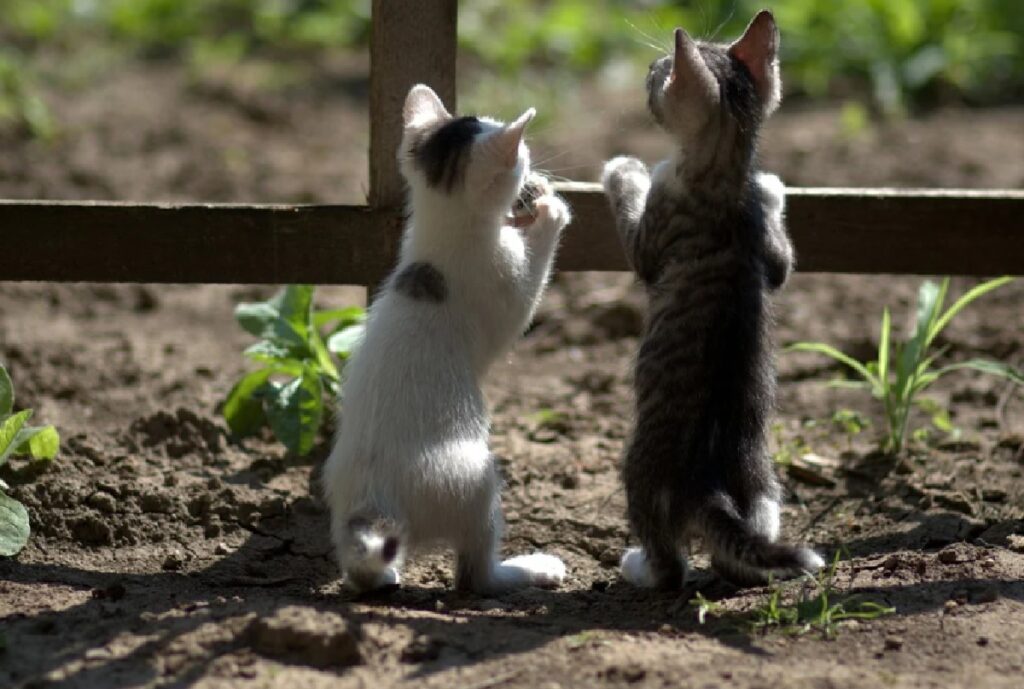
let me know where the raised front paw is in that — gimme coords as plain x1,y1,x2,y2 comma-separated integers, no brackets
756,171,786,212
601,156,649,199
531,193,572,233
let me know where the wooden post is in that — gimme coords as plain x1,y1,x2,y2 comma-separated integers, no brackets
366,0,458,295
369,0,458,210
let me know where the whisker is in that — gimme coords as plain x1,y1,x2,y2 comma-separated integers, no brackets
625,18,670,54
710,2,738,41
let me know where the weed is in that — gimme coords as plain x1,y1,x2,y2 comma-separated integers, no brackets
692,554,895,639
0,363,60,557
222,285,364,456
789,277,1023,454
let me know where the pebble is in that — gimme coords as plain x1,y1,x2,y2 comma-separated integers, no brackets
162,551,185,571
884,636,904,651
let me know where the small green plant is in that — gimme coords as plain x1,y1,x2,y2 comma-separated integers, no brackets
789,277,1023,454
222,285,365,456
748,555,894,639
1,363,60,557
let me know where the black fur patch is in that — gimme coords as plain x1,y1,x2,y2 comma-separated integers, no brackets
393,262,446,302
412,116,483,192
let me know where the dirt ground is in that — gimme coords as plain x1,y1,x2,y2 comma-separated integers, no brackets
1,56,1023,689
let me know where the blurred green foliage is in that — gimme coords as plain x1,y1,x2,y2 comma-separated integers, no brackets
0,0,1022,129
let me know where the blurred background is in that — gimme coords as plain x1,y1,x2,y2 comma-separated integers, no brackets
1,0,1022,204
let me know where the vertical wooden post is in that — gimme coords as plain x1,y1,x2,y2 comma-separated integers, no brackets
369,0,458,210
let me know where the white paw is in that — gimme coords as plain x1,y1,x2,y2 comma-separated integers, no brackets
798,549,826,573
532,195,572,232
500,552,566,588
756,171,786,211
601,156,648,194
619,547,658,588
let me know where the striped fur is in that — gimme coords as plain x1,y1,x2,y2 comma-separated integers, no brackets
603,13,822,588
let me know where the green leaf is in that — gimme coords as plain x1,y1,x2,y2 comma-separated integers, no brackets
15,425,59,460
243,340,297,365
928,277,1013,347
916,397,954,433
0,410,33,466
878,307,891,388
310,329,338,381
326,324,365,360
313,306,366,333
235,302,280,338
223,368,274,437
0,365,13,416
269,285,314,338
787,342,879,389
932,358,1024,385
265,366,323,456
0,492,30,557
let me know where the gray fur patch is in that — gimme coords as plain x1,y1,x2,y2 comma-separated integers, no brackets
393,262,446,302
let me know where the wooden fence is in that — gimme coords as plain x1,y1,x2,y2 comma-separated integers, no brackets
1,0,1021,284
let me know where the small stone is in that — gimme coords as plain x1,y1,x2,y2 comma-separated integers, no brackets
598,548,620,566
214,542,231,555
944,600,959,612
162,551,185,571
937,548,960,565
1007,535,1024,554
882,555,900,572
884,636,903,651
934,492,975,516
981,558,996,569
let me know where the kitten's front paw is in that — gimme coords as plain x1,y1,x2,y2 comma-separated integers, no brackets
601,156,649,197
756,171,786,212
531,194,572,233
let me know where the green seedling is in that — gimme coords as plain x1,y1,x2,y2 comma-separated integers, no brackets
1,363,60,557
831,409,871,450
222,285,365,456
789,277,1023,454
747,554,894,639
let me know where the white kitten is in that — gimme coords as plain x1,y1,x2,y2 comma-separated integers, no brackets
322,84,571,594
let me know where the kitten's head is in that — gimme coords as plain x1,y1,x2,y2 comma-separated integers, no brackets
646,10,780,157
399,84,534,218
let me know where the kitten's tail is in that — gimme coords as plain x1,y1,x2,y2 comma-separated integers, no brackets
698,493,824,585
339,513,406,592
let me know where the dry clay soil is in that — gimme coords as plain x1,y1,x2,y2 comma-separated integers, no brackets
2,61,1024,688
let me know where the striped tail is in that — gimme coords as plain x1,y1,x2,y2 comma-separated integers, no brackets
699,493,824,585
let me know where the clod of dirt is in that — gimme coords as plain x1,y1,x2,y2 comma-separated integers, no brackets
933,492,975,516
246,606,361,669
86,491,117,514
70,515,114,545
884,636,904,651
163,550,185,571
127,408,224,459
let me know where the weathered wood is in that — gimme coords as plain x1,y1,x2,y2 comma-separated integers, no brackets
1,188,1022,284
0,201,401,284
369,0,458,210
557,184,1024,276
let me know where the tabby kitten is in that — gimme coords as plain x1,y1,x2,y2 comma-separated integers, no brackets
322,85,570,593
601,11,823,587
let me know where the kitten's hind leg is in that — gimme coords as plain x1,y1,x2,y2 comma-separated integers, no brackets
601,156,651,272
456,502,566,595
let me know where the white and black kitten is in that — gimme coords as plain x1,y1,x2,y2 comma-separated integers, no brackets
322,85,571,594
602,11,823,588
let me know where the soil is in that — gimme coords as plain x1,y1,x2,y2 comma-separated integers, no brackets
2,56,1023,689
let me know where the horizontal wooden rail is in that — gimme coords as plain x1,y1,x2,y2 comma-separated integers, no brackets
1,186,1022,284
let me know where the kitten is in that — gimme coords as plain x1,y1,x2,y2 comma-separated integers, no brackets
601,11,823,588
322,84,571,594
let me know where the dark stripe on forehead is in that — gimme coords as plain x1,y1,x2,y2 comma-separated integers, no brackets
412,116,484,192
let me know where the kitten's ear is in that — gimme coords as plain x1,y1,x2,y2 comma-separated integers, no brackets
403,84,451,129
729,10,782,113
490,108,535,168
668,28,717,102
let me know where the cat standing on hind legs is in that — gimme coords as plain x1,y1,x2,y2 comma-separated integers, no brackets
601,10,824,588
322,84,570,594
